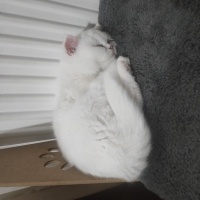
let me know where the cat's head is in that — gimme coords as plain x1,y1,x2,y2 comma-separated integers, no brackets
64,24,116,66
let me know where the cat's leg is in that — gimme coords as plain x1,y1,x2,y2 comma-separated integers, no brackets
104,63,142,127
116,56,143,108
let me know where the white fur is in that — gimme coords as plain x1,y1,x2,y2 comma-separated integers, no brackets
53,27,151,181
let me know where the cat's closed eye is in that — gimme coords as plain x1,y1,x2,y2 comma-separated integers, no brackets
95,39,114,48
96,44,104,47
108,39,114,43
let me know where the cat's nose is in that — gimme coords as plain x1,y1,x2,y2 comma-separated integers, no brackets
105,43,111,49
108,41,117,55
108,45,111,49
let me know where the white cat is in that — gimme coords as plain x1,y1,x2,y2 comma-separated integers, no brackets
53,25,151,181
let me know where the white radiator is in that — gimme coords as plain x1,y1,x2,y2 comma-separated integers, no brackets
0,0,99,147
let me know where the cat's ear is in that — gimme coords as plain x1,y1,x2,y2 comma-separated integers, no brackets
64,35,79,56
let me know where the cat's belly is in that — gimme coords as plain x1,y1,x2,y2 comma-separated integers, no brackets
54,85,118,166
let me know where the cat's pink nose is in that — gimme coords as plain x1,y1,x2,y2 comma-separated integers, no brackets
108,44,112,49
105,43,111,49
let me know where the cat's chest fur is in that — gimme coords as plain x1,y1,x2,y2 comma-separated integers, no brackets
78,74,115,131
63,74,93,102
57,66,98,110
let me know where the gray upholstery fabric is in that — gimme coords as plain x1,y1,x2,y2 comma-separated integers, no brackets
98,1,200,200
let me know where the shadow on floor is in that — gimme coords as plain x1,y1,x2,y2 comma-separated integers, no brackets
78,182,163,200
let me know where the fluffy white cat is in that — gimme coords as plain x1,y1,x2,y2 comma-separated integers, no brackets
53,25,151,181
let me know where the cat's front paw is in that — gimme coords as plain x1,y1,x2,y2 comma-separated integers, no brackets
117,56,131,72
